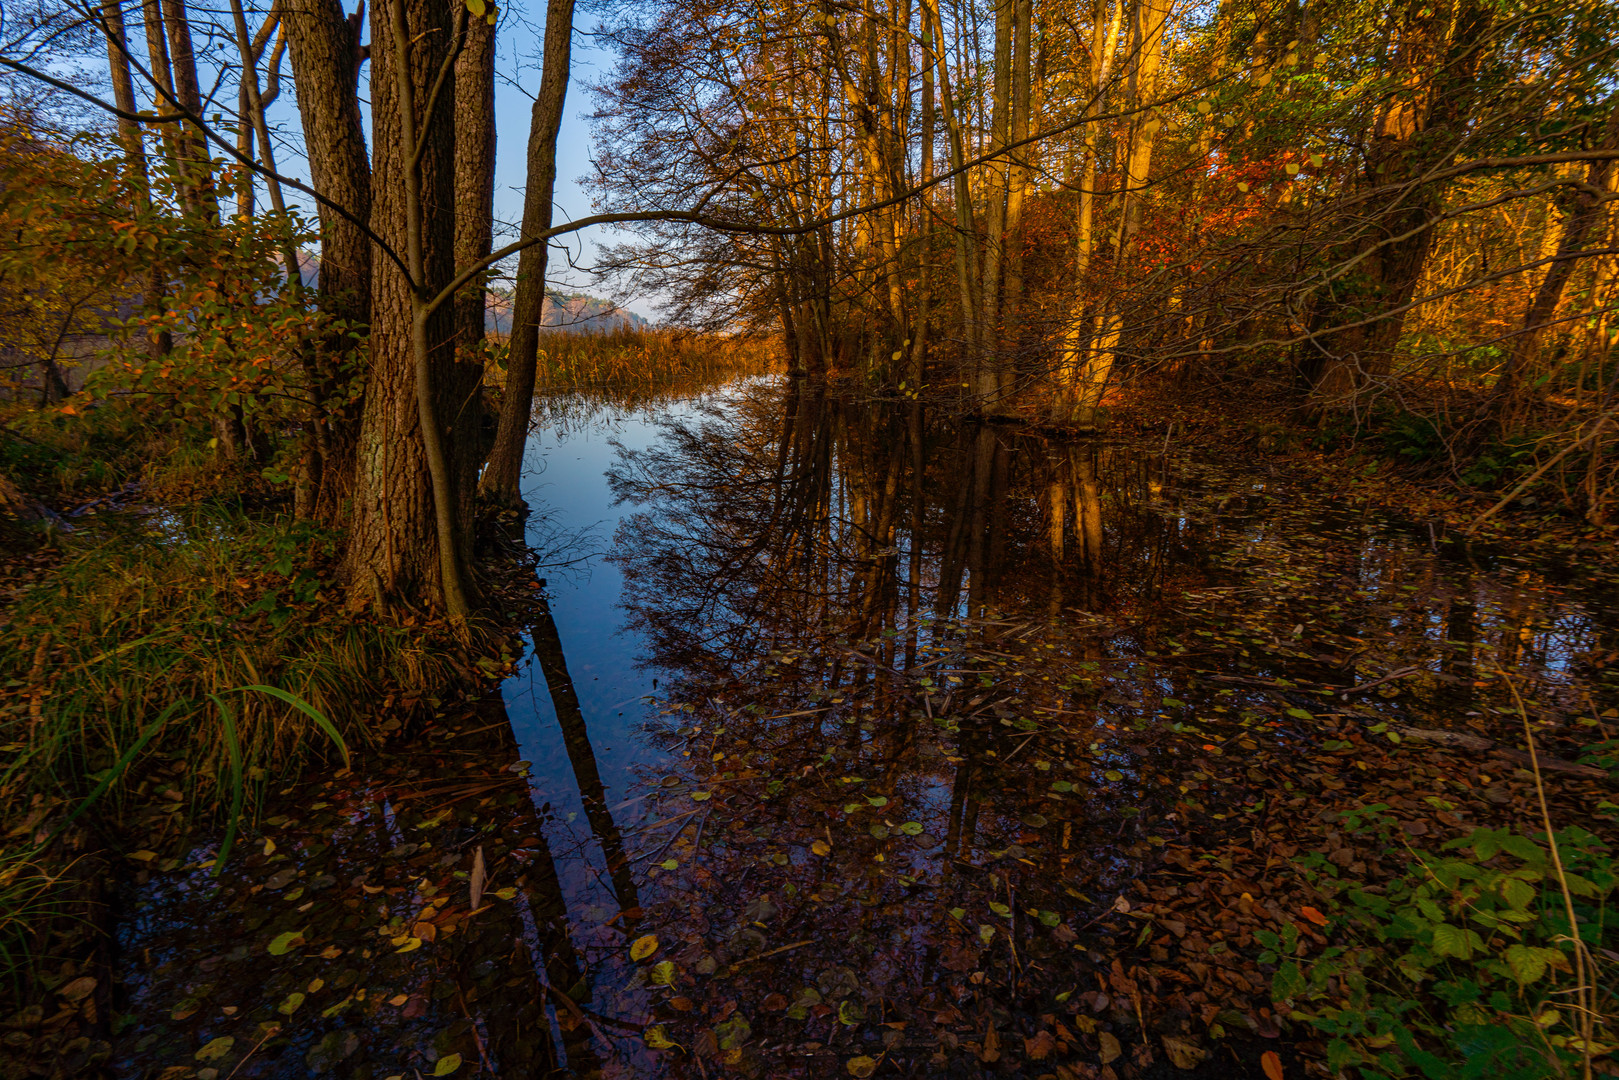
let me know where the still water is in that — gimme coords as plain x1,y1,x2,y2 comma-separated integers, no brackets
112,374,1619,1078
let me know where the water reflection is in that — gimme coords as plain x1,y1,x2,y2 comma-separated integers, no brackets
111,375,1619,1078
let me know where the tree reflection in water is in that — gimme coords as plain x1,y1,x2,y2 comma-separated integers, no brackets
589,377,1617,1077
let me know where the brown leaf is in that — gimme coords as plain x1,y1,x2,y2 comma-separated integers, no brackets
1161,1035,1207,1070
1262,1050,1284,1080
469,845,487,910
1098,1031,1122,1064
58,976,96,1002
1025,1030,1057,1060
413,921,438,943
979,1023,1001,1063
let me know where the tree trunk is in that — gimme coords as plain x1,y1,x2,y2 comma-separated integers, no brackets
453,16,496,362
102,0,172,359
1301,0,1491,407
1487,102,1619,423
345,0,472,615
479,0,575,504
158,0,218,220
284,0,373,513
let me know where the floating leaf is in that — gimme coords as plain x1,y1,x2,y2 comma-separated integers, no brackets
1237,181,1250,192
1104,770,1125,782
395,937,423,953
1262,1050,1284,1080
691,791,712,801
898,821,923,836
978,924,995,944
1099,1031,1122,1063
866,795,888,807
847,1055,878,1077
651,960,677,986
196,1036,236,1062
267,928,306,956
262,837,276,856
645,1025,678,1050
494,887,517,900
661,858,680,869
433,1054,462,1076
949,907,966,921
631,934,660,961
1050,781,1074,793
869,824,890,839
811,839,831,856
277,992,305,1015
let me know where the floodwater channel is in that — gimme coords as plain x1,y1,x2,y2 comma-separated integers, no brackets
110,374,1619,1078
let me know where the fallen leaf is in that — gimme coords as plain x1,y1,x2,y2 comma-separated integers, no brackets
1099,1031,1122,1064
470,845,486,910
1262,1051,1284,1080
195,1036,235,1062
1161,1035,1207,1069
58,976,96,1002
811,839,831,856
267,929,306,956
630,933,660,960
847,1055,878,1077
395,937,423,953
1300,906,1329,926
433,1054,462,1076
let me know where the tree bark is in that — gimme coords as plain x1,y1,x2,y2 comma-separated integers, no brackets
158,0,219,220
101,0,172,359
479,0,575,504
284,0,373,513
345,0,473,616
453,15,496,361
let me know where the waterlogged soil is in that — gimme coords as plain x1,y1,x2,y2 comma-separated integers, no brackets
98,378,1619,1079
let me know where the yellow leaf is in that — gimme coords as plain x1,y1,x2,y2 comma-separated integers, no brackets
395,937,423,953
847,1055,878,1078
644,1025,678,1049
433,1054,462,1076
1196,101,1212,115
630,934,660,961
1099,1031,1122,1063
262,838,276,856
811,839,831,856
1237,182,1250,193
1285,163,1301,175
389,993,409,1006
465,0,485,15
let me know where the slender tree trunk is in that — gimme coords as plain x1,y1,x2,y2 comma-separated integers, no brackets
159,0,218,220
977,0,1014,408
1488,102,1619,422
102,0,172,359
454,16,496,361
479,0,575,504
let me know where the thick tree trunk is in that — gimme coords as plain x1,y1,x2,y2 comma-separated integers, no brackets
345,0,473,615
1302,0,1491,407
284,0,373,514
479,0,575,504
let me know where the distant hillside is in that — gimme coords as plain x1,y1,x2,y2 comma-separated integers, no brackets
293,254,644,337
485,291,648,336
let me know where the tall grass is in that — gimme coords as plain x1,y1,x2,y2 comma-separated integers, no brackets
2,505,455,817
486,327,782,396
0,501,469,983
